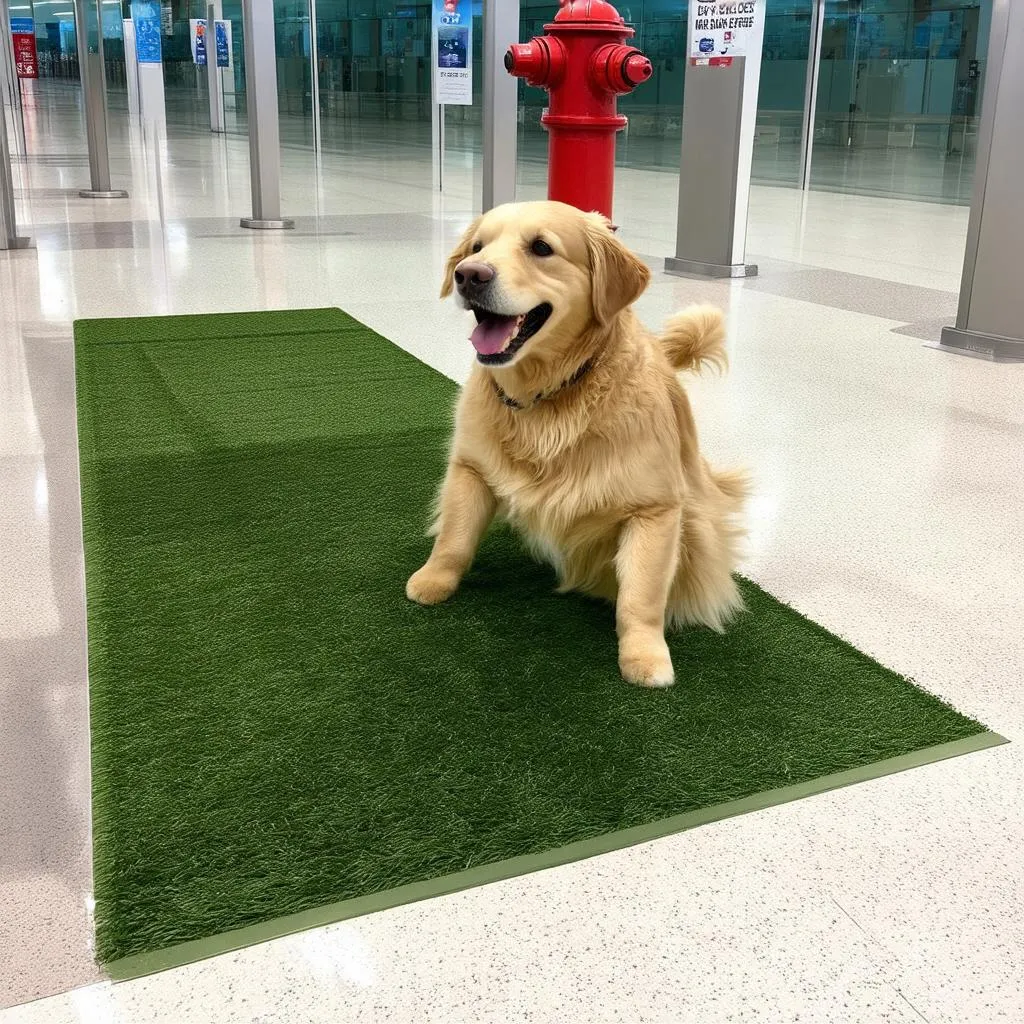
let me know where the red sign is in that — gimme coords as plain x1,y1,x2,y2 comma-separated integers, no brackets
12,32,38,80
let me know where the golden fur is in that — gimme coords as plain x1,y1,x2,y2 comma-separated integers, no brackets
407,200,748,688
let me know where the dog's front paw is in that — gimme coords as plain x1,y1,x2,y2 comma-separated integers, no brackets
619,639,675,689
406,565,459,606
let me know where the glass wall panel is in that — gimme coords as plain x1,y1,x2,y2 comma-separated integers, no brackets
26,1,82,79
274,0,312,145
313,1,435,152
6,0,992,206
811,0,990,202
755,1,814,184
11,1,125,86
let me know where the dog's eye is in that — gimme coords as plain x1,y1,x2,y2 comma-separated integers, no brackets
471,241,483,254
531,239,554,258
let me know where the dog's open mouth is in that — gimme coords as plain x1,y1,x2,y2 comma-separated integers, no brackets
469,302,553,365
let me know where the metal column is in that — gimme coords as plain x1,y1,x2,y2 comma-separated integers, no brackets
798,0,825,191
482,0,519,212
128,0,167,128
240,0,293,229
74,0,128,199
308,0,321,155
0,4,26,158
0,81,30,250
940,0,1024,361
665,0,766,279
431,20,444,192
123,19,141,121
0,4,14,102
207,3,225,133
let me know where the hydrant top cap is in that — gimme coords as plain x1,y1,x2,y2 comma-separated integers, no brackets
553,0,626,28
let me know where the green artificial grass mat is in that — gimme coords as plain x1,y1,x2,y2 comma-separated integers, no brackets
76,307,1001,979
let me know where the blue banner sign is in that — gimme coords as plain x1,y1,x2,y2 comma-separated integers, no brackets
131,1,163,64
215,21,232,69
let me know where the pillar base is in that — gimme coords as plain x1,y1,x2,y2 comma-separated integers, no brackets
0,236,33,251
80,189,129,199
664,256,758,279
938,326,1024,363
240,218,295,230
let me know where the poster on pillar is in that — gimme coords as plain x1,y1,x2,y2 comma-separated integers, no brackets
215,21,233,69
132,2,163,63
10,18,39,79
689,0,763,67
433,0,473,106
190,19,208,66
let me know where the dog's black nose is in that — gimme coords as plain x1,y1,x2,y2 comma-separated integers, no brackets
454,260,495,297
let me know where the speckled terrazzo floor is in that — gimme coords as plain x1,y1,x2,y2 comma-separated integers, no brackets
0,84,1020,1023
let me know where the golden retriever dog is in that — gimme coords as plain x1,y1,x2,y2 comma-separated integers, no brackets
407,200,747,688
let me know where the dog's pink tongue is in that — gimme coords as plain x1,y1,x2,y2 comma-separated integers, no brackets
470,315,518,355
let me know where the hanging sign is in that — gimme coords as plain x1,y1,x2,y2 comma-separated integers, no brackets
214,20,232,69
432,0,472,106
688,1,763,68
132,1,163,63
189,19,208,66
10,18,38,79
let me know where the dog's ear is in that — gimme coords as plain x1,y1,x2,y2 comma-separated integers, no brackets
583,214,650,325
440,216,483,299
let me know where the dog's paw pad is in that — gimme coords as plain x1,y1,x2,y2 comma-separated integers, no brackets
406,568,458,606
619,651,676,689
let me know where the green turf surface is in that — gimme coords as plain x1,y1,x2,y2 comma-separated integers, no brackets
77,308,993,971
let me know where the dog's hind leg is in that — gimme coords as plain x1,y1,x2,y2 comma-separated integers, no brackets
667,510,745,632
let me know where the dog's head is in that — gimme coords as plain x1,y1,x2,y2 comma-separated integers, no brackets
441,201,650,369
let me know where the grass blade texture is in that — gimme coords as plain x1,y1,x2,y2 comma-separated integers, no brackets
76,308,990,967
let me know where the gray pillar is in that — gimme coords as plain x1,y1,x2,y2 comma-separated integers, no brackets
207,3,225,133
137,62,167,130
482,0,518,212
430,17,444,192
0,82,30,250
123,19,141,121
74,0,128,199
307,0,321,154
240,0,293,229
940,0,1024,362
798,0,825,191
130,3,167,130
0,4,26,157
665,1,765,279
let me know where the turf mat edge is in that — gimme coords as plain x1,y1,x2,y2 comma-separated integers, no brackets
105,730,1006,982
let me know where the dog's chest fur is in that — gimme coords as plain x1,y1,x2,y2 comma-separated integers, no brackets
456,367,685,557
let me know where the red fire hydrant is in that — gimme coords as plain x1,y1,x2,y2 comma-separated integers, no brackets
505,0,652,221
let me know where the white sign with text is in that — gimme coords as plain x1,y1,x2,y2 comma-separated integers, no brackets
689,0,764,67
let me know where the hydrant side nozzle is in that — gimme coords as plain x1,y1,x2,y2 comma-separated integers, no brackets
591,44,653,95
625,52,654,87
505,37,567,90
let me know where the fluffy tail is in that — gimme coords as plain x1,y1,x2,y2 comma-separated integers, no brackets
710,464,752,504
660,304,728,374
